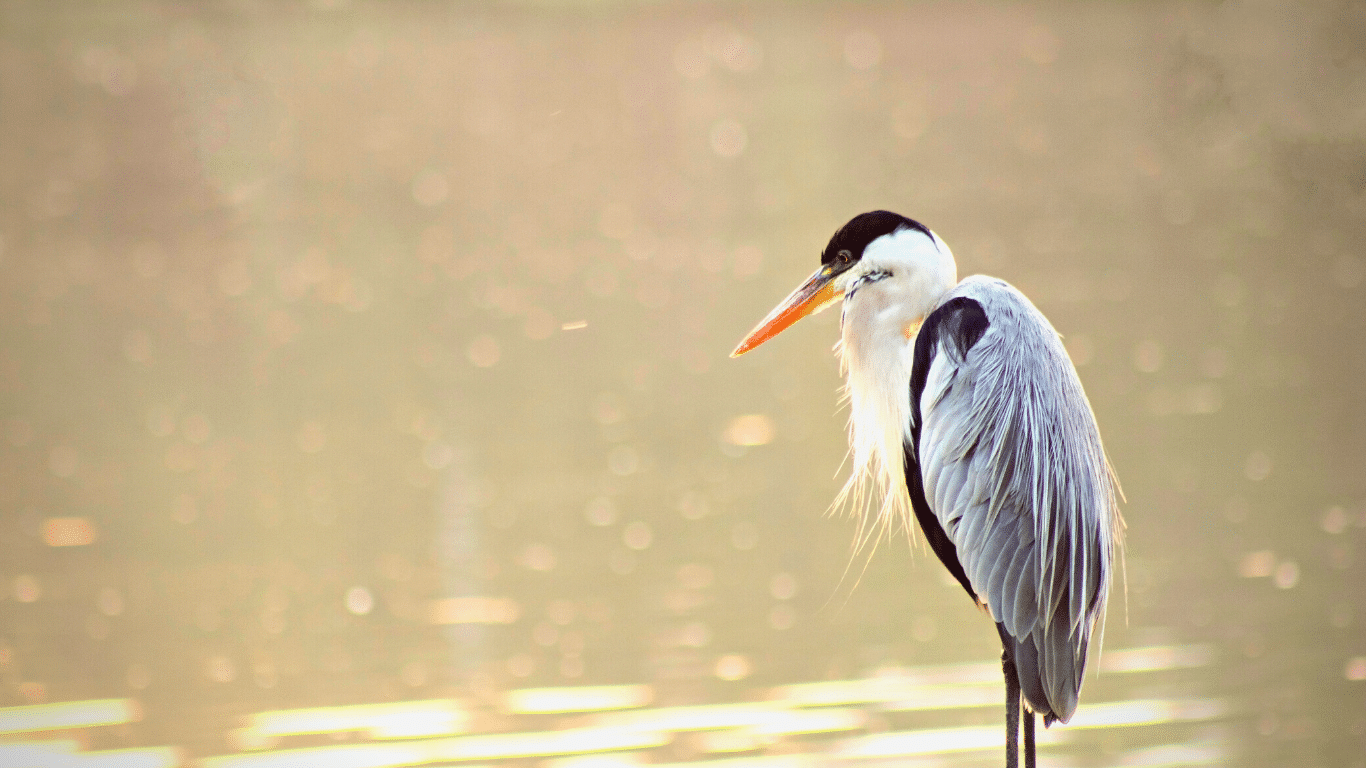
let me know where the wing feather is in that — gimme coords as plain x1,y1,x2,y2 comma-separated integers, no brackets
908,277,1120,724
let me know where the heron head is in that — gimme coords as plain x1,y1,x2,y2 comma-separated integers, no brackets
731,211,948,356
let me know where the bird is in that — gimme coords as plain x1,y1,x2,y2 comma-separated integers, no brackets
731,211,1122,768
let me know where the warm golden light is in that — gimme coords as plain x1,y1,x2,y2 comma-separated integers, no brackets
722,414,775,447
41,517,97,547
236,700,471,743
506,685,653,714
0,699,140,735
428,596,521,625
0,3,1349,765
204,726,671,768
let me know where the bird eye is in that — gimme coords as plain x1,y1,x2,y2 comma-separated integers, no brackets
837,250,853,264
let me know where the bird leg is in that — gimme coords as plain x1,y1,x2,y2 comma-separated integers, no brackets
1002,650,1019,768
1024,707,1035,768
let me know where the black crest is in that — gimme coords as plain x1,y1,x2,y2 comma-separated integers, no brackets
821,210,932,266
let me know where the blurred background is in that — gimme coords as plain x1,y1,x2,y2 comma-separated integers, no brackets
1,1,1364,766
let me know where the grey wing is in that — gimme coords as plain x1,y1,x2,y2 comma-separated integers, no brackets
911,277,1120,724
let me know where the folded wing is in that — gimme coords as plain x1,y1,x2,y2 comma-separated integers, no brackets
906,276,1120,725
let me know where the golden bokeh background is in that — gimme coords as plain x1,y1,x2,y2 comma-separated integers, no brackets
0,1,1364,766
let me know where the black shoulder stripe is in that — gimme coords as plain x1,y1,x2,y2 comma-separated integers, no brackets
910,297,989,414
903,442,978,602
905,296,991,605
941,299,989,359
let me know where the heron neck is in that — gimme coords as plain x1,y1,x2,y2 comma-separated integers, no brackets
839,276,952,377
835,276,952,531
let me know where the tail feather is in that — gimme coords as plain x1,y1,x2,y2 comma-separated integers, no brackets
999,624,1076,727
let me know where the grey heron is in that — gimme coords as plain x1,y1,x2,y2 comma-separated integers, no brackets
732,211,1122,768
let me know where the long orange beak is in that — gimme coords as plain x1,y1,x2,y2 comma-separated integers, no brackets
731,266,844,357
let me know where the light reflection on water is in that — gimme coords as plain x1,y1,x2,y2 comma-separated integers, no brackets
0,647,1229,766
0,699,139,735
0,0,1364,766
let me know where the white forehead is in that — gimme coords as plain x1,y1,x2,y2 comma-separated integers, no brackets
861,225,950,264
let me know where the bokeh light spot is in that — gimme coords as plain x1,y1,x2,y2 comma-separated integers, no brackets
1322,506,1348,534
1238,550,1275,578
714,654,752,681
710,119,747,158
704,24,762,72
206,655,236,683
680,621,711,648
13,575,41,603
622,521,653,550
1272,561,1299,590
345,586,374,616
769,572,798,600
41,517,97,547
724,414,774,447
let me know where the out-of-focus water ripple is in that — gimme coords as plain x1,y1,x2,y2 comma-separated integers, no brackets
0,1,1363,766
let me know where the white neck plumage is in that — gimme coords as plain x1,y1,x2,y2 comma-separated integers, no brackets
832,228,959,543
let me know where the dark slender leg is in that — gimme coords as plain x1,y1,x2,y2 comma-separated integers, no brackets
1023,708,1035,768
1003,651,1019,768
